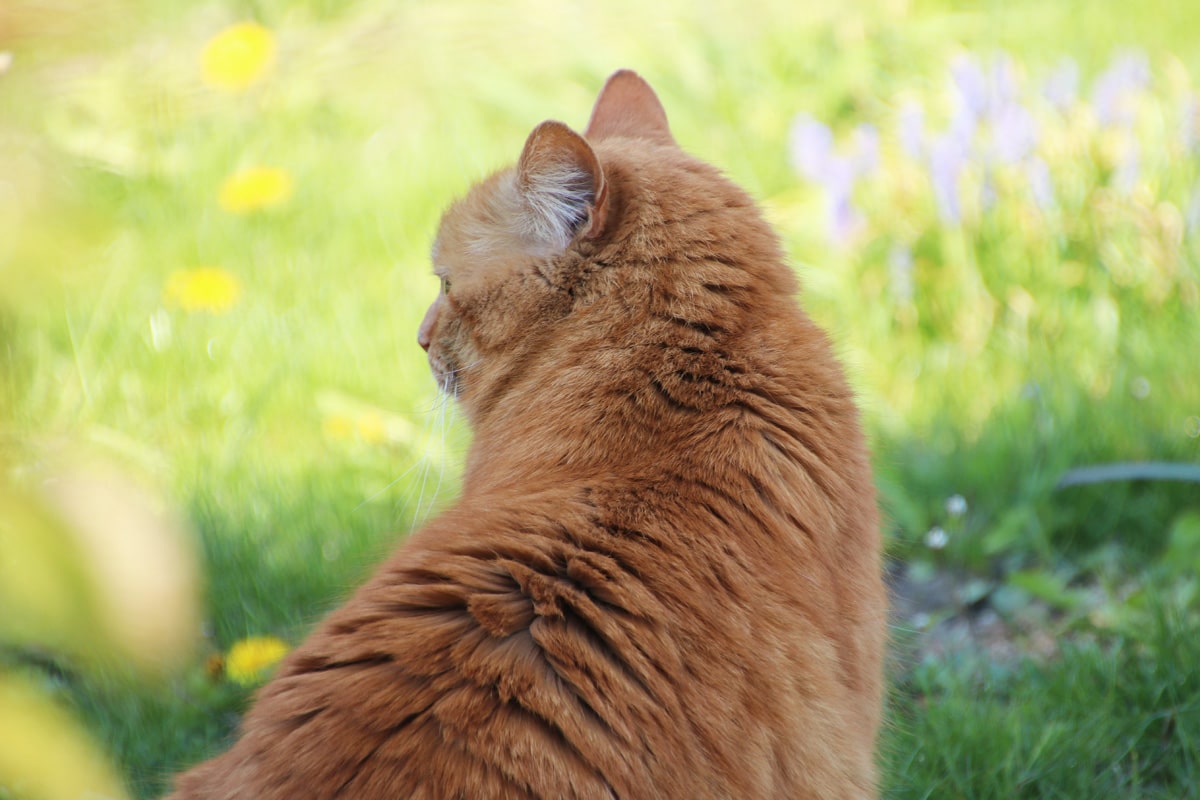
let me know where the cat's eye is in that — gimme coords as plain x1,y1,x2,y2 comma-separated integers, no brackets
440,276,451,295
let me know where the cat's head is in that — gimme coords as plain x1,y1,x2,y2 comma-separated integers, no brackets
419,70,789,423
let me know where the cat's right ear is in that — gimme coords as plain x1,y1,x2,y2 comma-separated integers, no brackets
585,70,674,146
516,120,609,248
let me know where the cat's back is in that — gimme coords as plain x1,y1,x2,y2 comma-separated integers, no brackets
174,475,876,799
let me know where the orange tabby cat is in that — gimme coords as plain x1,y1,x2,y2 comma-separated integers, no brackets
169,70,886,799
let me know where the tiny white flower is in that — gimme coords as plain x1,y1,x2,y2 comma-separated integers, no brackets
1131,376,1150,399
924,526,949,550
945,494,968,518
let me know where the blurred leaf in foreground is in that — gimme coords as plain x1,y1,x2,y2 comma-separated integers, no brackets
40,462,201,674
0,674,129,800
0,457,200,799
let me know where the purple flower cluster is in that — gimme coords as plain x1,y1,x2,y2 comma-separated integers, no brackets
788,49,1200,243
1089,52,1154,192
1041,57,1079,113
919,54,1046,219
1091,51,1151,127
788,114,879,242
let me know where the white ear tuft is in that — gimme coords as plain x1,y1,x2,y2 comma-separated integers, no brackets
516,121,607,252
521,160,595,250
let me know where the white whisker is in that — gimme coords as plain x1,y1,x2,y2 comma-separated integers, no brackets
410,395,441,527
357,356,478,523
440,357,484,395
418,387,453,526
353,455,427,512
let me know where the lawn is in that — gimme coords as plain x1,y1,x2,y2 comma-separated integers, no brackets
2,0,1199,797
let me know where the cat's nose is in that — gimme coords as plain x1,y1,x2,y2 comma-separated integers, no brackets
417,301,438,352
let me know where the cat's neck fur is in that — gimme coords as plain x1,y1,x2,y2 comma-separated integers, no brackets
459,144,821,493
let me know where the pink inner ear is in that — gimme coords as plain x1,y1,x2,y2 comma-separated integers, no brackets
585,70,674,145
518,122,602,192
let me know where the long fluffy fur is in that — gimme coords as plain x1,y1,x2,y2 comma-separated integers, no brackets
170,73,886,800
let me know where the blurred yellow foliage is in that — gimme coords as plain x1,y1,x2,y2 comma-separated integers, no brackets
321,411,387,444
318,393,421,448
0,460,199,798
218,166,294,213
355,412,387,444
200,21,276,91
322,413,356,441
44,466,201,673
0,487,97,657
0,465,201,674
164,267,242,314
225,636,289,686
0,675,130,800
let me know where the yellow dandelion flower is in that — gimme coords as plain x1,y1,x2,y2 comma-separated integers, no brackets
201,22,276,91
164,267,242,314
225,636,289,686
355,412,386,444
218,166,293,213
322,413,355,441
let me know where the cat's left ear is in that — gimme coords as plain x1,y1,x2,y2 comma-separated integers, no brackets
517,120,609,249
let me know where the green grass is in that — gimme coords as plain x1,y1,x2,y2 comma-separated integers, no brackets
887,605,1200,798
3,0,1200,797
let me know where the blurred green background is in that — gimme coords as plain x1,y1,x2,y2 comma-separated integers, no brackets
2,0,1199,797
